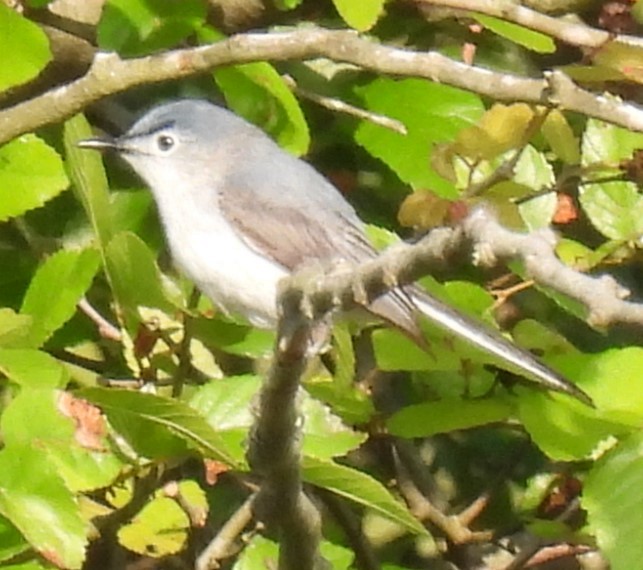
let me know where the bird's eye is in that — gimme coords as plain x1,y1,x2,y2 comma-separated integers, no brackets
156,134,175,152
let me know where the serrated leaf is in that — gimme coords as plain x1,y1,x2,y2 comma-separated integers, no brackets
0,349,68,388
354,78,484,197
0,4,51,90
0,135,69,221
303,457,428,536
579,181,643,240
20,248,101,347
518,390,625,461
97,0,205,55
1,389,122,492
0,444,87,569
332,0,385,31
474,14,555,54
581,347,643,423
79,387,239,465
584,431,643,570
105,231,181,332
388,398,513,438
580,119,643,239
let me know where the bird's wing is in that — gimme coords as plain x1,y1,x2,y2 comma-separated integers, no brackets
219,182,360,270
218,179,425,340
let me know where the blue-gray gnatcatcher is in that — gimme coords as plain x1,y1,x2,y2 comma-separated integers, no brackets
79,99,590,404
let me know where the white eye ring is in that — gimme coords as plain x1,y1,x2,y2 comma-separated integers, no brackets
156,134,175,152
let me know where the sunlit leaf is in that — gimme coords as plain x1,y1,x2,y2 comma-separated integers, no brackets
355,78,484,197
0,135,68,221
584,431,643,570
0,4,51,90
20,248,101,347
332,0,385,31
0,445,87,569
303,457,428,536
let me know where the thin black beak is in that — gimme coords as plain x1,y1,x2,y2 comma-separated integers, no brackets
77,137,119,151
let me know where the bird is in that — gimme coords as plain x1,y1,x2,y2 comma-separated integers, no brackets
78,99,591,405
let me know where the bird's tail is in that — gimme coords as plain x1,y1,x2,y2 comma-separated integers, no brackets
409,288,592,406
367,285,592,405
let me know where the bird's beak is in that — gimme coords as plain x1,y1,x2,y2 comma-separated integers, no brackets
77,137,120,151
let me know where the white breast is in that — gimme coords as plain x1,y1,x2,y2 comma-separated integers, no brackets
141,165,287,328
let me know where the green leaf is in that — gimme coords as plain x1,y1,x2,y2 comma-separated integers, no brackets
2,388,122,492
118,493,192,556
20,248,101,347
332,0,385,31
80,387,239,465
584,431,643,570
105,231,181,332
303,457,428,536
97,0,206,55
580,181,643,241
64,114,113,247
0,349,68,388
580,347,643,423
300,395,366,459
0,516,30,563
516,346,643,460
518,390,626,461
191,316,274,358
0,444,87,569
198,25,310,156
274,0,304,7
373,328,449,371
388,398,513,438
474,14,555,54
580,119,643,240
234,535,278,569
0,135,69,221
0,4,51,90
0,310,34,349
541,110,580,165
191,375,365,461
354,78,484,196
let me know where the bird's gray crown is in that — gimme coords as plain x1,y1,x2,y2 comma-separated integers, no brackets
120,99,256,154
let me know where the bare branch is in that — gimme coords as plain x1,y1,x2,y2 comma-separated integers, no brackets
419,0,643,49
246,305,326,570
2,27,643,146
463,208,643,328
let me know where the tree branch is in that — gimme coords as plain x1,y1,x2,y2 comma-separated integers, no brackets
2,27,643,146
419,0,643,50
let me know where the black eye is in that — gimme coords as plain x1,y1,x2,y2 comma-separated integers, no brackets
156,134,175,152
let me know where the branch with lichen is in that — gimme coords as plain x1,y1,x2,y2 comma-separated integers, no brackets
2,26,643,146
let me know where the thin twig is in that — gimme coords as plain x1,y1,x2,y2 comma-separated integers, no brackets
418,0,643,49
78,297,122,341
284,75,408,134
196,494,255,570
